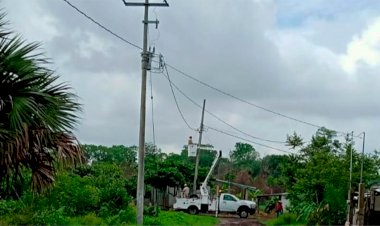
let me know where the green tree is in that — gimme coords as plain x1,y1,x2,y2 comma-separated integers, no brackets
283,128,380,224
286,132,304,149
82,144,137,166
230,142,261,177
0,14,82,196
146,145,193,189
261,154,290,187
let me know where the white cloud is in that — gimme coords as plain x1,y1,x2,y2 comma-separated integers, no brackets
3,0,59,42
78,31,113,59
340,17,380,74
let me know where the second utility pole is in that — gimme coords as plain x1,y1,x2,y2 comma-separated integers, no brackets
357,132,366,226
193,99,206,193
122,1,169,225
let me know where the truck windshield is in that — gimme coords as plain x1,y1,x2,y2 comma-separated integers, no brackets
231,195,239,201
223,195,238,201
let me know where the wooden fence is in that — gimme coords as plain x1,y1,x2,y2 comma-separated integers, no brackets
147,186,181,209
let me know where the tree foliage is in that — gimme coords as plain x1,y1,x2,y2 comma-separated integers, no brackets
146,144,213,189
230,142,261,177
282,128,380,224
0,13,82,196
82,144,136,166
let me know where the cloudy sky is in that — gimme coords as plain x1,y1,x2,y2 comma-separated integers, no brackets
4,0,380,157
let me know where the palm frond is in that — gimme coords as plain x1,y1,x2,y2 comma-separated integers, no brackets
0,13,83,195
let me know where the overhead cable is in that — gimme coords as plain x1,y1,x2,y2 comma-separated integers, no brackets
161,68,287,144
165,63,325,128
62,0,143,50
206,125,293,154
163,63,196,131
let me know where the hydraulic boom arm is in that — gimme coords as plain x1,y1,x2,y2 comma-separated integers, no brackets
200,150,222,196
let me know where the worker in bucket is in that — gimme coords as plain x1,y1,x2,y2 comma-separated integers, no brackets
182,184,190,198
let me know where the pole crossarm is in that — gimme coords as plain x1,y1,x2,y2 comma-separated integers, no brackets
122,0,169,7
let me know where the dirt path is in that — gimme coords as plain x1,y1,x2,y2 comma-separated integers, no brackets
217,215,264,226
218,217,263,226
216,212,274,226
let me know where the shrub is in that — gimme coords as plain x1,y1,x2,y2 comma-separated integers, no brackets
1,212,34,225
144,206,160,216
36,172,100,216
0,162,134,225
31,207,69,225
29,163,131,217
69,213,106,226
106,208,136,225
266,213,304,226
91,163,131,215
144,215,161,226
0,199,23,216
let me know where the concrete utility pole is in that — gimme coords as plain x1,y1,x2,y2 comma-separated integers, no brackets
360,132,366,183
347,131,354,225
122,1,169,225
193,99,206,193
349,131,354,188
357,132,366,226
357,183,365,226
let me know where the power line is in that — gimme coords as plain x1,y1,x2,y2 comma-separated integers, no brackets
149,71,156,146
163,62,196,131
166,63,359,138
206,125,293,154
165,63,339,130
61,0,143,50
161,66,287,144
205,109,286,144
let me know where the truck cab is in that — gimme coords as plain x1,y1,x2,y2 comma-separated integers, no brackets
218,193,256,218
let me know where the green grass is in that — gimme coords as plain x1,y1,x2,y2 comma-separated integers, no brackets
68,213,107,226
144,211,219,226
265,213,305,226
0,208,218,226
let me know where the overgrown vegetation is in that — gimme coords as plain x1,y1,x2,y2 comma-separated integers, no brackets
145,211,218,226
0,143,220,225
280,128,380,225
265,213,305,226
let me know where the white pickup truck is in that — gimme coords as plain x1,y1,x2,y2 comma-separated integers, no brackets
174,192,256,218
173,150,256,218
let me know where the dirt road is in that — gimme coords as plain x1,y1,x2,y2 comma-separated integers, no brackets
218,216,264,226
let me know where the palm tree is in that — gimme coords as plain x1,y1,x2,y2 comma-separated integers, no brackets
0,13,83,196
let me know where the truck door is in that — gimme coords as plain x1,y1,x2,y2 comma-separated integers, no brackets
219,194,239,212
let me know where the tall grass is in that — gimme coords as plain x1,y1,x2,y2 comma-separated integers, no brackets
144,211,219,226
265,213,306,226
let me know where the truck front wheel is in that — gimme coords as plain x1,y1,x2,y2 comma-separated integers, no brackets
239,208,249,218
188,206,199,215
